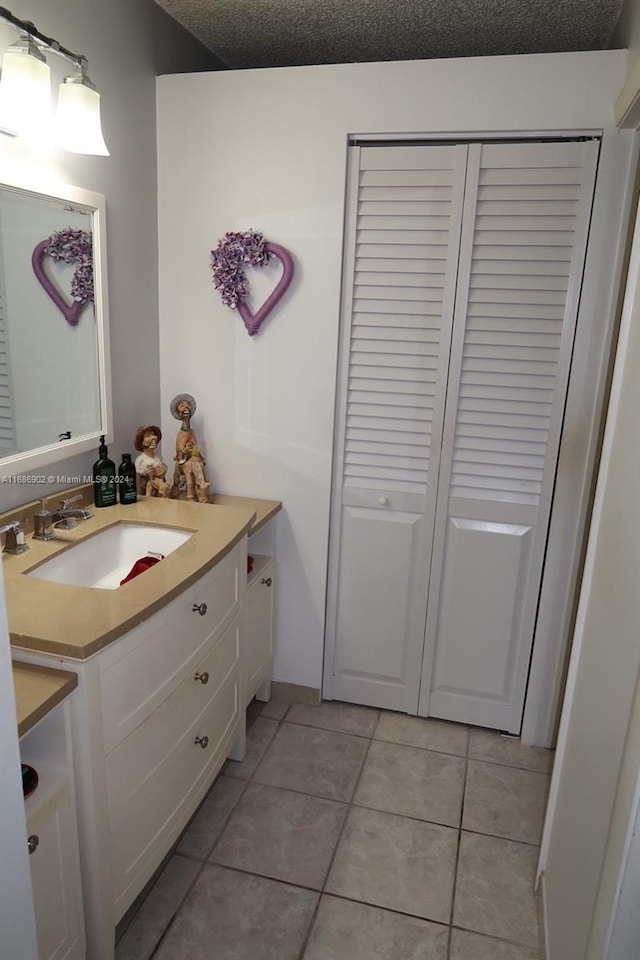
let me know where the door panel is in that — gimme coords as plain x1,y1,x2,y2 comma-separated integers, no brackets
419,139,599,731
324,143,468,712
427,509,534,729
332,503,425,706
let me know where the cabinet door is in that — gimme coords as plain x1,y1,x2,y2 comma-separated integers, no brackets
245,558,274,705
28,789,84,960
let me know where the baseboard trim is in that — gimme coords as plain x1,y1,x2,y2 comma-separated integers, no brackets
538,870,550,960
270,681,321,705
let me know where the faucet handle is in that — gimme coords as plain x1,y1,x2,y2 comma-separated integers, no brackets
33,500,55,541
1,521,29,555
59,493,82,510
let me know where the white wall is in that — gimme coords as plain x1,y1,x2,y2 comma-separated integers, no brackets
613,0,640,125
157,51,634,695
0,0,220,513
540,192,640,960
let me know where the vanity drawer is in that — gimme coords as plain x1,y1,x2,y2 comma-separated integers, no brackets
108,634,240,914
100,541,243,753
105,616,239,827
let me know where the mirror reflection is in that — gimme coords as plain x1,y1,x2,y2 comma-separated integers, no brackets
0,185,102,459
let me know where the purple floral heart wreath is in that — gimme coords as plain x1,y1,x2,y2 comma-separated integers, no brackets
210,229,272,308
45,227,94,305
210,229,294,337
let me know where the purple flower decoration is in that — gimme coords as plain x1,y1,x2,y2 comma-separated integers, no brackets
210,229,273,308
45,227,94,304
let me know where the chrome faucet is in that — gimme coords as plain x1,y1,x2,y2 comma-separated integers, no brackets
51,494,94,529
0,521,29,555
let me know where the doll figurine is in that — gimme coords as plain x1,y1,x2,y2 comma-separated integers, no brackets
134,425,170,497
169,393,210,503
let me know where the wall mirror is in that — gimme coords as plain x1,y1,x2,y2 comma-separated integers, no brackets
0,177,111,478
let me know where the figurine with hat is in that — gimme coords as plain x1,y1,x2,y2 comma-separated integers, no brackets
169,392,210,503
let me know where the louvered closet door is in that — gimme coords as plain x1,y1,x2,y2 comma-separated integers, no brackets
418,140,599,732
324,144,468,711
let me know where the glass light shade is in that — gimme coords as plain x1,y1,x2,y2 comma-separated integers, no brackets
56,79,109,156
0,45,52,139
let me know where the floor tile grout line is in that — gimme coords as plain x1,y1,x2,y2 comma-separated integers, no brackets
302,889,453,931
466,754,553,777
280,717,380,740
446,751,469,960
295,711,379,960
451,921,542,952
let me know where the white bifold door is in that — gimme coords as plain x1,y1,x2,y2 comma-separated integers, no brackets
324,138,599,732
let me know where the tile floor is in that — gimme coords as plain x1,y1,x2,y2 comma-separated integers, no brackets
116,700,553,960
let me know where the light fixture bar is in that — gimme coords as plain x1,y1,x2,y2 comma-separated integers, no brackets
0,5,87,71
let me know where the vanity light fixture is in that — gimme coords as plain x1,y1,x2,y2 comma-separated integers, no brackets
56,64,109,156
0,33,51,138
0,5,109,155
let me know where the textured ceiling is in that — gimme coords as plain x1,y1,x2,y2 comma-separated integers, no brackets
152,0,625,70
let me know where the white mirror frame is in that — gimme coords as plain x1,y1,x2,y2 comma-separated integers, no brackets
0,177,112,479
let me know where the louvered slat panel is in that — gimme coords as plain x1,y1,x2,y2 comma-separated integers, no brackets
353,327,441,343
356,271,446,287
342,147,465,494
354,298,444,316
357,243,449,260
354,284,445,301
357,258,445,273
350,378,435,396
360,169,455,186
448,147,590,504
352,337,440,355
470,273,569,290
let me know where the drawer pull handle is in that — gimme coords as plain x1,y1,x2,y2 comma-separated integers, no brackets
194,735,209,749
192,602,208,616
27,834,39,855
261,577,273,587
194,671,209,685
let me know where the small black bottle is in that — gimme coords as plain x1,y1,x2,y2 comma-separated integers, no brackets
118,453,137,505
93,435,117,508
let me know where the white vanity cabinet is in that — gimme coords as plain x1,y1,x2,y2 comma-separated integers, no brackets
97,539,245,921
18,686,85,960
14,537,247,960
244,554,274,707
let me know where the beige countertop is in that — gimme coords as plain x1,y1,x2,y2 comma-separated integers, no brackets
13,661,78,737
3,494,281,662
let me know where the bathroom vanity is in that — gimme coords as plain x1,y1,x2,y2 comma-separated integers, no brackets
5,493,280,960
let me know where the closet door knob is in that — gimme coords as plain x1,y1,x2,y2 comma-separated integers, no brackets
378,496,389,506
261,577,272,587
194,671,209,685
194,735,209,749
192,602,208,616
27,834,39,855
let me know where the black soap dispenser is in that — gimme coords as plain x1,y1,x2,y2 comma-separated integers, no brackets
93,435,117,507
118,453,137,505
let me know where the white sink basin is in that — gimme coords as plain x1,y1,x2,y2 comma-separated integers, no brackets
27,523,193,590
